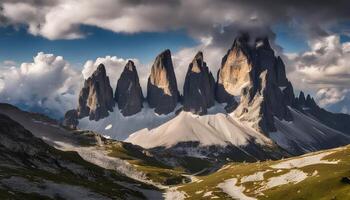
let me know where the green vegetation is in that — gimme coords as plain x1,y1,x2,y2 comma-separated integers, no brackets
106,142,187,185
178,145,350,200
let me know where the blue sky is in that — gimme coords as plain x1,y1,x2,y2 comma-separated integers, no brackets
0,26,198,66
0,24,315,67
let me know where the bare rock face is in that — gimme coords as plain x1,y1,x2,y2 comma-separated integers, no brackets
275,56,289,86
219,35,294,133
77,64,114,121
216,35,252,112
147,49,179,115
115,60,143,116
183,52,215,115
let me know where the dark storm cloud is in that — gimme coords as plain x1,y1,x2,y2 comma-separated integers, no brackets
1,0,349,40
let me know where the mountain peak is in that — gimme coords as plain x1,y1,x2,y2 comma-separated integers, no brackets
95,63,107,76
115,61,143,116
183,52,215,114
147,49,179,114
125,60,136,71
77,64,115,121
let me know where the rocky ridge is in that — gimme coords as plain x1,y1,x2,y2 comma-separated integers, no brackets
64,34,349,138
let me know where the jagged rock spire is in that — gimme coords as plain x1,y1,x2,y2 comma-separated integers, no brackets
215,35,253,112
275,56,289,86
147,49,179,114
298,91,306,106
183,51,215,115
217,34,294,133
115,60,143,116
77,64,115,121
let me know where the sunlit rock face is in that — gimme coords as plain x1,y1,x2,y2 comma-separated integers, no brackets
183,52,215,115
77,64,115,121
115,60,143,116
215,35,254,112
216,34,295,133
147,49,179,115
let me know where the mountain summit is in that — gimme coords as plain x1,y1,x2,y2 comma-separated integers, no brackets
183,51,215,115
77,64,115,121
115,60,143,116
147,49,179,115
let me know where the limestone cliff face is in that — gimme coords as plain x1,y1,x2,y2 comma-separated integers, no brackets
147,49,179,114
115,60,143,116
77,64,115,121
217,35,295,133
183,52,215,115
216,35,253,112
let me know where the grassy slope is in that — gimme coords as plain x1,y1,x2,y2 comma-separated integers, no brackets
106,142,187,185
178,145,350,200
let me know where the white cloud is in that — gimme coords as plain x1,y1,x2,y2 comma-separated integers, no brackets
315,88,348,107
82,56,150,94
0,52,82,117
287,35,350,113
3,0,349,40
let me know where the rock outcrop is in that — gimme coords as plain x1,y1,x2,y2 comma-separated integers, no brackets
63,109,78,129
183,52,215,115
215,35,252,112
115,60,143,116
77,64,115,121
217,34,294,133
147,49,179,114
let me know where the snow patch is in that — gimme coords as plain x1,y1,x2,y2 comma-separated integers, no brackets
203,191,213,197
104,124,112,130
240,170,271,183
218,178,257,200
271,151,339,169
163,188,187,200
263,169,308,190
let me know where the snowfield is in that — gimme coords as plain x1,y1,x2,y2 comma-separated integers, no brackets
126,110,273,149
78,103,179,140
163,188,187,200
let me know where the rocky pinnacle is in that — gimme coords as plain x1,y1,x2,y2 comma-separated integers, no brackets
115,60,144,116
147,49,179,115
77,64,115,121
183,51,215,115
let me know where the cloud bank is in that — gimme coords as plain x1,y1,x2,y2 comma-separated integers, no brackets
287,35,350,113
0,52,82,117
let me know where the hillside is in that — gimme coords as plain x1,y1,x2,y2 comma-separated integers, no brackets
0,112,160,199
177,145,350,200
